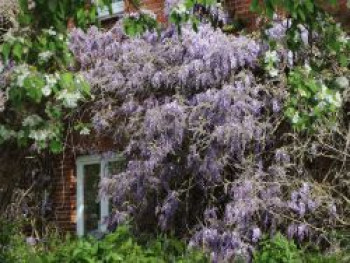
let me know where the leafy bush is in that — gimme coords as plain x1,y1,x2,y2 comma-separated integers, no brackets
254,233,302,263
0,0,110,152
254,233,350,263
1,224,208,263
0,217,56,263
17,0,113,31
0,218,17,262
302,252,350,263
285,66,342,131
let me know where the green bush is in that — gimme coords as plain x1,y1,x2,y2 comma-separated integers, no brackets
302,252,350,263
254,232,302,263
1,224,208,263
254,233,350,263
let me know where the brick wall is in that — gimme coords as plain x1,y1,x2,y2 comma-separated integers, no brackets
51,153,77,232
124,0,166,22
223,0,257,28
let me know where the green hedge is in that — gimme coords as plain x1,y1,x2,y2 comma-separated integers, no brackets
1,223,208,263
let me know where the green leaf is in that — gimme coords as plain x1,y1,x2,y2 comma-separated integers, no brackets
48,0,58,12
59,72,74,89
1,42,11,62
304,0,314,13
250,0,260,12
297,8,306,22
12,43,23,61
23,75,45,103
338,54,348,67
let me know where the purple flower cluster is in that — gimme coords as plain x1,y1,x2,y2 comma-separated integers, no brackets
189,228,252,262
69,22,338,262
157,191,179,230
288,183,319,217
287,223,309,242
69,23,261,96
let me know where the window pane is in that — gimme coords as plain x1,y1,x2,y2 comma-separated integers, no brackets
98,0,124,18
84,164,100,233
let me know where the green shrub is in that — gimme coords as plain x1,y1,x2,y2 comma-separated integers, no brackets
302,252,350,263
254,233,302,263
1,224,208,263
254,233,350,263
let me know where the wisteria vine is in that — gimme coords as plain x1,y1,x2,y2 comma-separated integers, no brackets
68,21,344,262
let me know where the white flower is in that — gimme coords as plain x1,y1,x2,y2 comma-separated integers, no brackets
46,74,57,85
0,90,7,112
268,68,279,77
317,84,328,101
44,27,57,36
22,115,43,127
58,34,64,41
269,68,279,78
14,65,31,87
299,89,307,97
317,101,326,109
264,50,279,64
333,92,342,108
28,0,36,10
42,85,52,96
80,126,91,135
39,51,53,62
3,31,16,43
335,76,349,89
29,129,51,141
292,112,300,124
173,3,187,15
0,125,15,141
338,33,347,44
304,63,311,74
42,74,57,96
57,90,83,108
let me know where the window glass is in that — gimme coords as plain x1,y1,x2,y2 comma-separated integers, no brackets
98,0,124,18
83,164,101,233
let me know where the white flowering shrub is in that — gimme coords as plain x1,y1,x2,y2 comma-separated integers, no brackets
0,29,90,152
0,1,115,152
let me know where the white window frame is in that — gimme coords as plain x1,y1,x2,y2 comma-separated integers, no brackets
76,154,119,236
95,0,124,20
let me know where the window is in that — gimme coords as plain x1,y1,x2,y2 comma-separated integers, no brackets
76,154,123,236
97,0,124,20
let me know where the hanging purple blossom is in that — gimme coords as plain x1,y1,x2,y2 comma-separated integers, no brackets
68,21,339,261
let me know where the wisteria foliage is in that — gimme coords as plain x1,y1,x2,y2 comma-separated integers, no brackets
69,23,341,262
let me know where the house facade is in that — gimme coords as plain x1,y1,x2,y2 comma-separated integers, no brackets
51,0,349,236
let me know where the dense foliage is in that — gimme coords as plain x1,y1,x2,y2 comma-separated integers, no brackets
16,0,113,31
0,0,114,152
254,232,350,263
1,219,347,263
1,0,350,262
68,11,349,261
1,222,208,263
